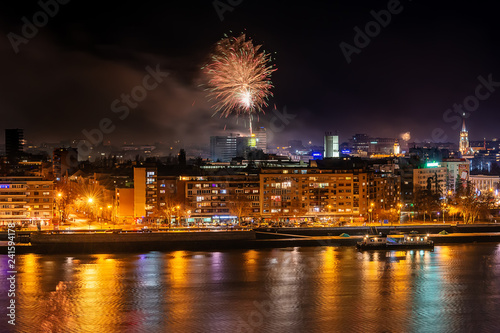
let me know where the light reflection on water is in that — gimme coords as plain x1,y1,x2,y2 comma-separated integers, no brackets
1,244,500,332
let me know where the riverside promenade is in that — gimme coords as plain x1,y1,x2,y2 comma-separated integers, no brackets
2,223,500,254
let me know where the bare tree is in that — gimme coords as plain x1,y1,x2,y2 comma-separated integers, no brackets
229,193,253,225
152,193,183,227
413,186,441,221
451,182,495,223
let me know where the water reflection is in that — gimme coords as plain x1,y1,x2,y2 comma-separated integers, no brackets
2,244,500,332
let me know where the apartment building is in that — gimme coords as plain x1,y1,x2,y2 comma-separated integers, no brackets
259,168,369,222
181,174,260,224
0,177,54,226
413,163,447,194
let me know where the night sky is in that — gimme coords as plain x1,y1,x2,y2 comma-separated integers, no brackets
1,0,499,149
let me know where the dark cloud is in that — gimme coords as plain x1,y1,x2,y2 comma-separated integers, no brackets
1,0,499,149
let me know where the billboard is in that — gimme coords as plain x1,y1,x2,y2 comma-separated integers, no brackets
458,163,469,182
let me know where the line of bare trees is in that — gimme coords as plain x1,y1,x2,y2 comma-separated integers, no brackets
413,179,495,224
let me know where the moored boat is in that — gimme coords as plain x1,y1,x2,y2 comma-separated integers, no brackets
356,233,434,250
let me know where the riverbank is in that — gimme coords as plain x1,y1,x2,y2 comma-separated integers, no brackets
2,227,500,254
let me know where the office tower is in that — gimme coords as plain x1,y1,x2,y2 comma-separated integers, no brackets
324,132,340,158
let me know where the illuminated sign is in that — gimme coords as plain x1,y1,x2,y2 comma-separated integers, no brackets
311,151,323,160
426,162,440,168
0,185,10,189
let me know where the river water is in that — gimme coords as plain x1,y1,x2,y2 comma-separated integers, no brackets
1,244,500,333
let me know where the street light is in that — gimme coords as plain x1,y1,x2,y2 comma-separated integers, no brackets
370,202,374,223
398,203,403,224
442,203,446,223
87,197,95,229
327,205,332,224
99,207,103,228
55,192,64,226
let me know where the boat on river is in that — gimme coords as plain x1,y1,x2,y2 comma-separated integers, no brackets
356,233,434,250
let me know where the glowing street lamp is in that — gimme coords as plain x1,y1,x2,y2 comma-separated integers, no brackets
55,192,64,224
369,202,374,223
398,203,403,224
87,197,95,225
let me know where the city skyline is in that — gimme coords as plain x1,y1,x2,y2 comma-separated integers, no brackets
0,117,497,156
1,1,500,148
3,3,500,332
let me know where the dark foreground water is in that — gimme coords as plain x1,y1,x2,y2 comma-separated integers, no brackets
1,244,500,333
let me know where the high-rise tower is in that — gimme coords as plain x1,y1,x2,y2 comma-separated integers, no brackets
324,132,340,158
5,128,24,163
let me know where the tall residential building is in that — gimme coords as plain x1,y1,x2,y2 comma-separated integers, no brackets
182,174,260,223
133,167,157,222
324,132,340,158
368,172,401,213
0,177,54,226
459,118,474,156
5,129,24,163
210,135,238,162
260,168,369,222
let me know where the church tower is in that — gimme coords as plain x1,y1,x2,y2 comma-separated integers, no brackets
459,118,472,156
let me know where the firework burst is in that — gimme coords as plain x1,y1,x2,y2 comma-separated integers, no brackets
203,33,276,134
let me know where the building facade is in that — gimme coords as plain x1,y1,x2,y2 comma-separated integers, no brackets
0,177,54,226
254,127,267,153
182,174,260,224
413,163,447,194
324,133,340,158
441,158,470,193
259,168,369,222
53,147,78,181
115,187,134,224
5,128,24,164
470,175,500,194
210,135,238,162
133,167,157,222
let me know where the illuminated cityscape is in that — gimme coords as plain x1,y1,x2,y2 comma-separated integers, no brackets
1,121,499,228
1,1,500,332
